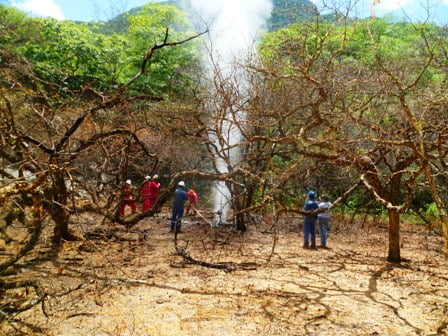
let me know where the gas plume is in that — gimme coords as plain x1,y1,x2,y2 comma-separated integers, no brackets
189,0,272,225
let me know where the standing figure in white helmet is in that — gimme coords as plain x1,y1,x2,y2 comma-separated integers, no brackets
148,175,161,209
170,181,188,233
140,175,152,212
120,179,136,217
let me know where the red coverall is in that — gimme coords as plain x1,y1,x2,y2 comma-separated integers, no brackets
140,181,151,212
185,189,198,215
148,180,160,209
120,183,136,216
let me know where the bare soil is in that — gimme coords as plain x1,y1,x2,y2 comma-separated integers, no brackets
2,211,448,336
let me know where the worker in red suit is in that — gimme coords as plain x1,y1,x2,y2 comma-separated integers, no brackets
140,175,151,212
148,174,161,209
185,188,198,216
120,179,136,217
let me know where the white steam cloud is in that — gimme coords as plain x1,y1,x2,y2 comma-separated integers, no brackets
189,0,272,225
191,0,272,60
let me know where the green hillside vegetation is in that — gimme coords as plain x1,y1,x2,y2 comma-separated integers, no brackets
1,3,200,97
0,0,320,96
268,0,317,30
85,0,317,35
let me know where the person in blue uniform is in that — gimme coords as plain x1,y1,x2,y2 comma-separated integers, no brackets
303,190,319,249
170,181,188,233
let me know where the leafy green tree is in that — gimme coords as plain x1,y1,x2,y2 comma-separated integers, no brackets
120,3,200,97
17,18,125,92
0,5,34,49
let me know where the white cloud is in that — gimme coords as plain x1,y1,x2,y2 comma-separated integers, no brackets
11,0,66,20
376,0,413,11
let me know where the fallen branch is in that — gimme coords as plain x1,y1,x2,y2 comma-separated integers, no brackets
175,246,236,272
174,232,258,272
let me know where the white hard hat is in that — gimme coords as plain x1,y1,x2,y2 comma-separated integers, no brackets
152,174,159,179
144,175,151,180
125,179,132,184
178,181,185,187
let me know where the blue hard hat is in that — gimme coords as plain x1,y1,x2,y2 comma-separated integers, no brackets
307,190,315,197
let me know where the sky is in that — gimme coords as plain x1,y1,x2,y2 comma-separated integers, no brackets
1,0,448,24
0,0,156,21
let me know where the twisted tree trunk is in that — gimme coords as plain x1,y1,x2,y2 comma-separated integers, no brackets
50,172,77,242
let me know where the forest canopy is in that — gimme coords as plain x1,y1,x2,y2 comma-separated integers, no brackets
1,3,200,96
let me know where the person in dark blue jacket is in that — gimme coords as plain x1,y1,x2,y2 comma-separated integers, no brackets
303,190,319,249
170,181,188,233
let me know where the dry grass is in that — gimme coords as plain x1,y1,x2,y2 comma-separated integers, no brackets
1,211,447,336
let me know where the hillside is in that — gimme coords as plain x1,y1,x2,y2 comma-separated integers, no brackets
86,0,318,34
268,0,317,30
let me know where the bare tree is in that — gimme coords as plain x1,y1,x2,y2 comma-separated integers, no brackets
240,14,448,260
0,28,208,330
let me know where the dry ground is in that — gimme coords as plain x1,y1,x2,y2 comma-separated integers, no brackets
1,211,448,336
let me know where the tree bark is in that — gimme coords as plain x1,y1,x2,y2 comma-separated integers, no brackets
358,156,403,262
422,164,448,256
50,172,77,242
387,208,401,262
387,170,403,263
235,212,247,232
234,192,247,233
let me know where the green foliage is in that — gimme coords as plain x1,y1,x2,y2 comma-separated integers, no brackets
3,0,320,97
120,3,200,97
425,202,440,220
78,3,202,96
340,20,430,65
401,212,426,226
17,18,125,91
0,5,37,49
83,7,141,35
260,18,443,83
2,2,202,97
96,0,317,35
